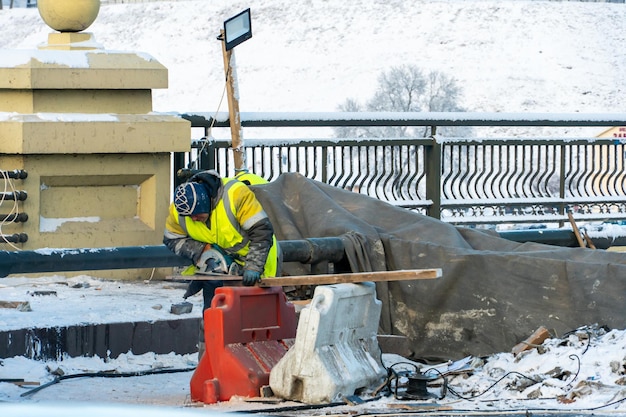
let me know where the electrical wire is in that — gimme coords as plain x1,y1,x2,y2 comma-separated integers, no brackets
191,75,229,171
0,170,23,251
566,353,581,389
373,326,618,413
429,368,540,401
581,328,592,355
348,397,626,417
19,366,197,398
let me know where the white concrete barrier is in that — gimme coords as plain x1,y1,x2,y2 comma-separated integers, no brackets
270,282,386,404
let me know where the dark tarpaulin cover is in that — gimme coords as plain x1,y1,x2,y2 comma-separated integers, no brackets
251,173,626,361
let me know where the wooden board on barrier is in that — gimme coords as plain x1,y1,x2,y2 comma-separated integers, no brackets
166,268,442,287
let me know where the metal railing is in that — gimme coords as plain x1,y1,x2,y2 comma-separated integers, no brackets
175,112,626,227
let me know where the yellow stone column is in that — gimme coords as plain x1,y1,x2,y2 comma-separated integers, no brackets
0,0,190,279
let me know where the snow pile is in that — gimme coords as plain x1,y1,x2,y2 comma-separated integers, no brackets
0,1,624,139
435,326,626,411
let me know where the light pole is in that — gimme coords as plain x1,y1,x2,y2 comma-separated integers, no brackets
219,8,252,172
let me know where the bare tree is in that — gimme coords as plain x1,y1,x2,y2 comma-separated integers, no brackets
335,65,471,138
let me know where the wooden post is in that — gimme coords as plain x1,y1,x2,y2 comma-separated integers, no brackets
220,29,245,171
568,212,586,248
584,231,597,249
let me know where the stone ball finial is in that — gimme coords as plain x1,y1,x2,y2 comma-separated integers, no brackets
38,0,101,33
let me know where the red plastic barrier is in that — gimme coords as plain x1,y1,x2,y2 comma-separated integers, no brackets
190,286,297,403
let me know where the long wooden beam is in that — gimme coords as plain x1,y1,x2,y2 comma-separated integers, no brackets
166,268,442,287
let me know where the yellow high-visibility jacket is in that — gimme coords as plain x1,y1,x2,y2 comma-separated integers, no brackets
164,176,279,277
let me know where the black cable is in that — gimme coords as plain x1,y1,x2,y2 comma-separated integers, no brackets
585,395,626,410
20,367,196,398
416,364,625,414
566,353,581,388
347,396,626,416
444,370,540,400
240,395,382,414
350,397,626,417
236,401,345,414
368,328,622,413
373,342,393,396
388,361,420,373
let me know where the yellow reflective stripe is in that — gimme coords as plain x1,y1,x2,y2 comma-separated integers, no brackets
222,179,249,252
178,214,189,235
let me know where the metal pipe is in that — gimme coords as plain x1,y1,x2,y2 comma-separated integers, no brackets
280,238,345,264
0,191,27,201
0,246,190,278
498,229,626,249
0,169,28,180
0,213,28,223
179,111,626,128
0,231,621,279
499,229,580,247
0,233,28,244
0,238,347,278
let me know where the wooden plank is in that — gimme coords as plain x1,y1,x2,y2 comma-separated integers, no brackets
166,273,243,282
511,326,551,356
568,212,586,248
0,300,30,310
259,269,441,287
0,301,24,309
584,231,597,249
166,268,441,287
0,378,40,386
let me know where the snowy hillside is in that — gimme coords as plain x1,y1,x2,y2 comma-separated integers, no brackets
0,0,625,138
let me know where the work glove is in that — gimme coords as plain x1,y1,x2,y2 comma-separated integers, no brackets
183,281,204,299
242,270,261,286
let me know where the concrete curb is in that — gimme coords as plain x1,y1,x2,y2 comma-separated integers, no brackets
1,317,200,360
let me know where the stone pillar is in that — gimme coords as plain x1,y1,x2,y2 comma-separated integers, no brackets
0,0,190,279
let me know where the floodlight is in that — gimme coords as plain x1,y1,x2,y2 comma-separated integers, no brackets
224,8,252,51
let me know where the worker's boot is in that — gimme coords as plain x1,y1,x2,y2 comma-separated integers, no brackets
198,341,205,361
198,319,205,361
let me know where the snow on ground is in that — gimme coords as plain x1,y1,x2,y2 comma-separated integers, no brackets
0,1,625,139
0,277,624,413
0,275,202,331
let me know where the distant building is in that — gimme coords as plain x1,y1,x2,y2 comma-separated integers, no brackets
597,126,626,139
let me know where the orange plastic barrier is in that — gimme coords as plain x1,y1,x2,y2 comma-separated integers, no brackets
190,286,297,403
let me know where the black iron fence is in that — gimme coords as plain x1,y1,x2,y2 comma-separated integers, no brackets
175,112,626,227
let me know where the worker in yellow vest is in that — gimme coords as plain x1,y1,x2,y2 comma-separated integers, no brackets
164,169,280,309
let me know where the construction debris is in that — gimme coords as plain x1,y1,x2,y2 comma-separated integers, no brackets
169,301,193,315
0,301,31,311
27,290,57,297
512,326,551,355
